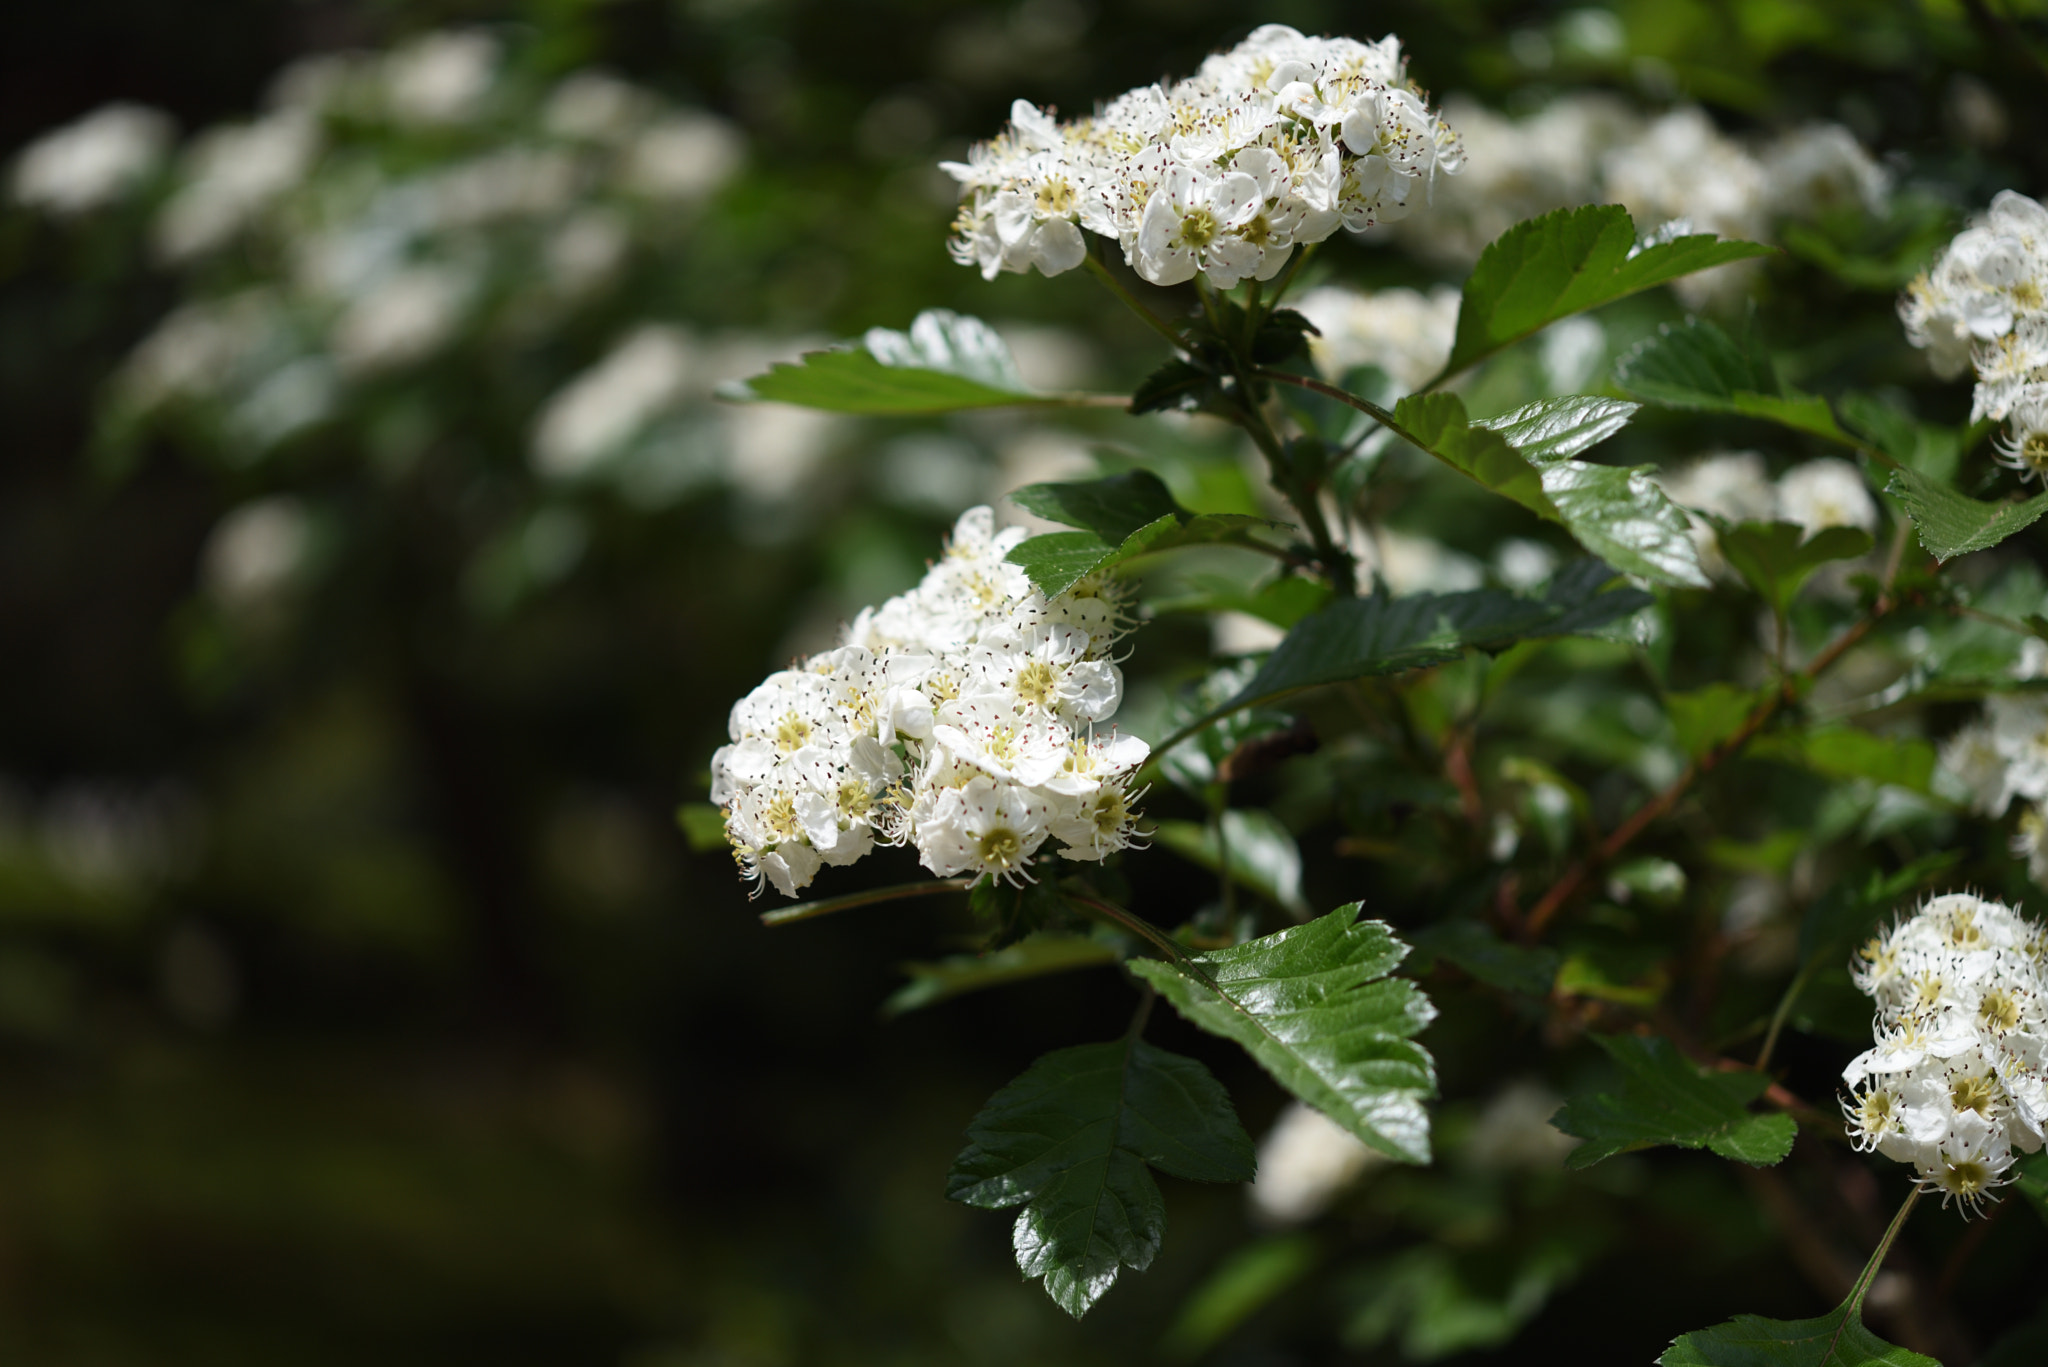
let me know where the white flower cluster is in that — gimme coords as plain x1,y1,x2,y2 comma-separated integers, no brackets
1654,452,1877,578
1935,645,2048,889
1393,100,1889,308
1841,892,2048,1213
943,25,1461,288
1901,191,2048,483
711,508,1150,898
9,104,174,216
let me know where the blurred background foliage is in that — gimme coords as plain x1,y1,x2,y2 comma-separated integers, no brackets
3,0,2047,1363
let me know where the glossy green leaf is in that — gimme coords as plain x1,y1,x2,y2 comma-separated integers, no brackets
1551,1034,1795,1170
1169,560,1652,738
1716,521,1875,615
1438,206,1772,381
1884,466,2048,562
1005,470,1284,597
947,1038,1255,1317
1475,395,1642,462
1130,904,1438,1163
883,933,1121,1017
1150,810,1307,916
727,309,1060,413
1409,920,1561,997
1616,317,1851,445
1749,728,1936,794
1659,1300,1939,1366
1394,393,1707,587
1665,683,1762,760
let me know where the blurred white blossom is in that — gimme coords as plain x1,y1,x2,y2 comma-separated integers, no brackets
11,104,173,215
1249,1100,1384,1225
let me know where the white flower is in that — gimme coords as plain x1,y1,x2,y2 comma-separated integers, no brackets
1775,458,1878,537
2016,805,2048,889
328,262,473,374
1295,283,1457,392
11,104,174,215
381,30,498,126
620,114,743,202
1248,1100,1382,1226
911,774,1054,884
1761,123,1891,220
1937,719,2011,817
1902,190,2048,385
1989,692,2048,809
1841,891,2048,1215
944,27,1460,287
154,112,320,261
532,326,697,479
1993,393,2048,484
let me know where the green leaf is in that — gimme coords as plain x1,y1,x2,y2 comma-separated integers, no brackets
1665,683,1762,760
1130,358,1216,415
1884,466,2048,563
1129,904,1438,1163
1838,393,1960,483
726,309,1054,414
1409,920,1561,998
1475,395,1642,462
1659,1299,1940,1366
883,933,1121,1017
1149,810,1307,916
1004,470,1284,597
1439,205,1772,380
1394,393,1708,587
1616,317,1852,446
1716,521,1876,615
1749,728,1936,794
1551,1034,1796,1170
969,876,1074,949
1146,573,1331,629
1343,1238,1596,1360
1162,1234,1317,1361
947,1038,1255,1317
1171,560,1652,737
675,801,728,853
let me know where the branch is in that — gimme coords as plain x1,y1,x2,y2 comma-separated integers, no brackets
759,877,973,927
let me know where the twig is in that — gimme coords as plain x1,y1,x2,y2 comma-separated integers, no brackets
1083,252,1189,354
759,877,973,926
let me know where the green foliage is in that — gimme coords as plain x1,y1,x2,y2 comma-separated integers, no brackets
1883,466,2048,562
946,1039,1255,1317
1149,810,1307,917
1550,1034,1796,1170
1130,904,1437,1163
1343,1239,1593,1361
1438,205,1772,381
1162,1234,1318,1360
1616,317,1852,445
1393,393,1709,586
1170,560,1652,738
884,933,1122,1017
1666,683,1763,759
1004,470,1284,597
728,309,1058,413
1408,920,1561,998
1659,1301,1939,1366
1748,728,1936,793
1715,521,1876,615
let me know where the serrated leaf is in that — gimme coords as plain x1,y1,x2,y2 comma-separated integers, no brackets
728,309,1051,413
1438,206,1772,380
1409,920,1561,997
1884,466,2048,562
1717,521,1876,615
1665,683,1762,760
1005,470,1284,597
1476,395,1642,462
1616,317,1851,445
1660,1300,1940,1366
1129,904,1439,1163
1168,561,1652,738
947,1039,1255,1317
1149,810,1307,917
884,933,1121,1017
1749,727,1936,793
1551,1034,1796,1170
1394,393,1707,587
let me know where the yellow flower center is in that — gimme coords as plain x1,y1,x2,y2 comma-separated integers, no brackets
1014,660,1059,710
1980,988,2024,1033
765,793,802,841
1035,177,1076,215
775,713,811,753
978,827,1022,868
1177,206,1218,250
1951,1074,2000,1115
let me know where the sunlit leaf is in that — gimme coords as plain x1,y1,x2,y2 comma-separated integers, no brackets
1616,317,1852,446
1005,470,1285,597
726,309,1074,413
1475,395,1642,462
1130,904,1438,1163
1884,466,2048,562
1749,727,1936,794
1439,206,1772,380
1551,1034,1795,1170
1660,1296,1939,1366
947,1038,1255,1317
